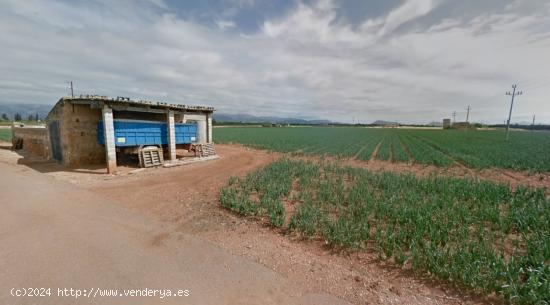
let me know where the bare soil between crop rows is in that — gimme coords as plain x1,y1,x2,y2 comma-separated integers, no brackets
291,147,550,195
2,143,547,305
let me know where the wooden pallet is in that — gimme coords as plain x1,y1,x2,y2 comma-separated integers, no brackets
138,146,164,168
190,143,217,158
201,143,217,157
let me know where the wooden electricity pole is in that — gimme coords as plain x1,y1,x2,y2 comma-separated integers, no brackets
505,84,523,141
466,105,471,123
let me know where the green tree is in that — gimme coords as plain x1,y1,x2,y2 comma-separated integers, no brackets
14,113,21,121
1,113,8,121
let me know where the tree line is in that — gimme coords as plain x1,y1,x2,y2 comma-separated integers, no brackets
0,113,41,122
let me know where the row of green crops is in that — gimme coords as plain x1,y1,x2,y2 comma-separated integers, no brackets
214,127,550,172
401,129,550,171
0,128,11,142
221,159,549,304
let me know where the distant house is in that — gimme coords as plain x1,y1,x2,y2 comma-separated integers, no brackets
451,122,472,129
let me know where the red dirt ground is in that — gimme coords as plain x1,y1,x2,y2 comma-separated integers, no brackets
3,143,546,304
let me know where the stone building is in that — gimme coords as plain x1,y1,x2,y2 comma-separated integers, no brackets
12,95,215,173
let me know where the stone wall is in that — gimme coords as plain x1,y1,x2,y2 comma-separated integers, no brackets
59,103,105,166
12,126,51,159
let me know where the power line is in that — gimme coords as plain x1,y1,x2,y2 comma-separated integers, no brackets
505,84,523,141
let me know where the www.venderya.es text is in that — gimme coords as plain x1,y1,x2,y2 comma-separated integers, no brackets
10,287,190,299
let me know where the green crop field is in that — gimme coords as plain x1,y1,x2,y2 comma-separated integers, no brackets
0,128,11,142
221,159,549,304
215,127,550,172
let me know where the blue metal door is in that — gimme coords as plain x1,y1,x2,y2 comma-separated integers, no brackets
48,120,62,162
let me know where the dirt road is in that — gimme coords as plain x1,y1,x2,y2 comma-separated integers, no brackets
0,160,348,305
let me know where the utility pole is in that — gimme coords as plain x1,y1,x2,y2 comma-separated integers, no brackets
466,105,471,123
452,111,456,123
505,84,523,141
532,114,536,131
67,81,74,98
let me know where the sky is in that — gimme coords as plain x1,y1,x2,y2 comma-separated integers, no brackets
0,0,549,124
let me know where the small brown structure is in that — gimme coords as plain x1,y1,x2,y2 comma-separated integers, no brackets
451,122,472,129
12,95,215,173
442,119,451,129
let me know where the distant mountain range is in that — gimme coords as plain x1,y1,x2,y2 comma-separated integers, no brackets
213,113,333,125
427,121,443,127
0,103,53,120
371,120,399,126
